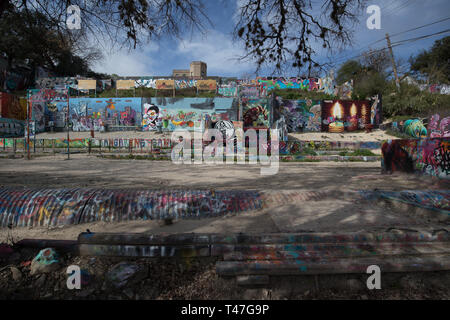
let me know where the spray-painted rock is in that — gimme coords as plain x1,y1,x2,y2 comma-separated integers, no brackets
106,262,147,288
404,119,427,138
30,248,60,275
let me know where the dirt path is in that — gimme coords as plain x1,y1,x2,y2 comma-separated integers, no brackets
0,154,444,191
34,129,398,142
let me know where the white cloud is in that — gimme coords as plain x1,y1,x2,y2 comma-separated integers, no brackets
91,44,159,76
177,29,256,75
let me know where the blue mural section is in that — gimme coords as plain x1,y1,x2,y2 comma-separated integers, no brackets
142,97,237,131
53,97,143,131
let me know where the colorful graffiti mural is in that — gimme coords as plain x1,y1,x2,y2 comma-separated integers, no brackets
382,138,449,179
359,190,449,214
29,89,68,133
321,100,370,132
0,188,263,227
142,97,237,131
218,84,238,97
404,119,427,138
35,77,78,90
416,138,449,178
53,97,142,131
370,94,382,127
239,85,261,99
0,118,25,137
428,114,450,138
242,99,270,128
277,99,321,132
0,92,27,120
257,76,338,96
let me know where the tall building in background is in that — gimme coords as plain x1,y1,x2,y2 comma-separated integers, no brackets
172,61,207,79
190,61,207,79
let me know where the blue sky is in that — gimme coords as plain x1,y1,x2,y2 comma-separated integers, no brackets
92,0,450,78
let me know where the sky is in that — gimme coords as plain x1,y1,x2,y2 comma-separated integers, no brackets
91,0,450,78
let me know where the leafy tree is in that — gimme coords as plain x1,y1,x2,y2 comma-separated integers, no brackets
336,60,363,85
410,36,450,84
336,48,390,99
0,8,101,77
0,0,367,73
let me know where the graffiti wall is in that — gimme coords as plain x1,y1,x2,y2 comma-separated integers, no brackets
242,98,270,129
218,83,238,97
142,97,237,131
277,98,322,132
257,76,337,96
416,138,449,178
390,119,428,139
370,94,382,127
0,92,27,120
321,100,370,132
29,89,68,133
239,85,261,99
52,97,142,131
0,118,25,137
0,188,263,227
35,77,78,90
404,119,427,138
428,114,450,138
381,138,449,179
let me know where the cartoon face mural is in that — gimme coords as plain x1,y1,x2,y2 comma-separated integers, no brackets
142,104,159,130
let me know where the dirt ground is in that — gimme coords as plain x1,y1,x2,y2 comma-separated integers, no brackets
35,129,399,142
0,154,448,242
0,154,449,300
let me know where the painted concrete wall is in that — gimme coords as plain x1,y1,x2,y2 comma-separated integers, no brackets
381,138,449,179
142,97,237,131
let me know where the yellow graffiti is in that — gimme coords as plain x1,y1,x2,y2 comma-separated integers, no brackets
38,207,51,222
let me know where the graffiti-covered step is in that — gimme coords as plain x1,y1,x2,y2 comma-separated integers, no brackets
0,188,448,228
0,188,264,228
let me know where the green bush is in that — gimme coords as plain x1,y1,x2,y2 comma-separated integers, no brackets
338,149,376,156
382,82,450,119
272,89,337,100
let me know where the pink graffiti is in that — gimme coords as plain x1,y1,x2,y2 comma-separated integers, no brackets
429,114,450,138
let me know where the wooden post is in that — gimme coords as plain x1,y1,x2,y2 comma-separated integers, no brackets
26,91,31,160
386,33,400,91
66,89,70,160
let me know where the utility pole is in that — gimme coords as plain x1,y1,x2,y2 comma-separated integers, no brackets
66,89,70,160
385,33,400,90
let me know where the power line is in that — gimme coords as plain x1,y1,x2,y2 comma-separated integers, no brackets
328,28,450,67
328,17,450,66
391,28,450,46
369,16,450,46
